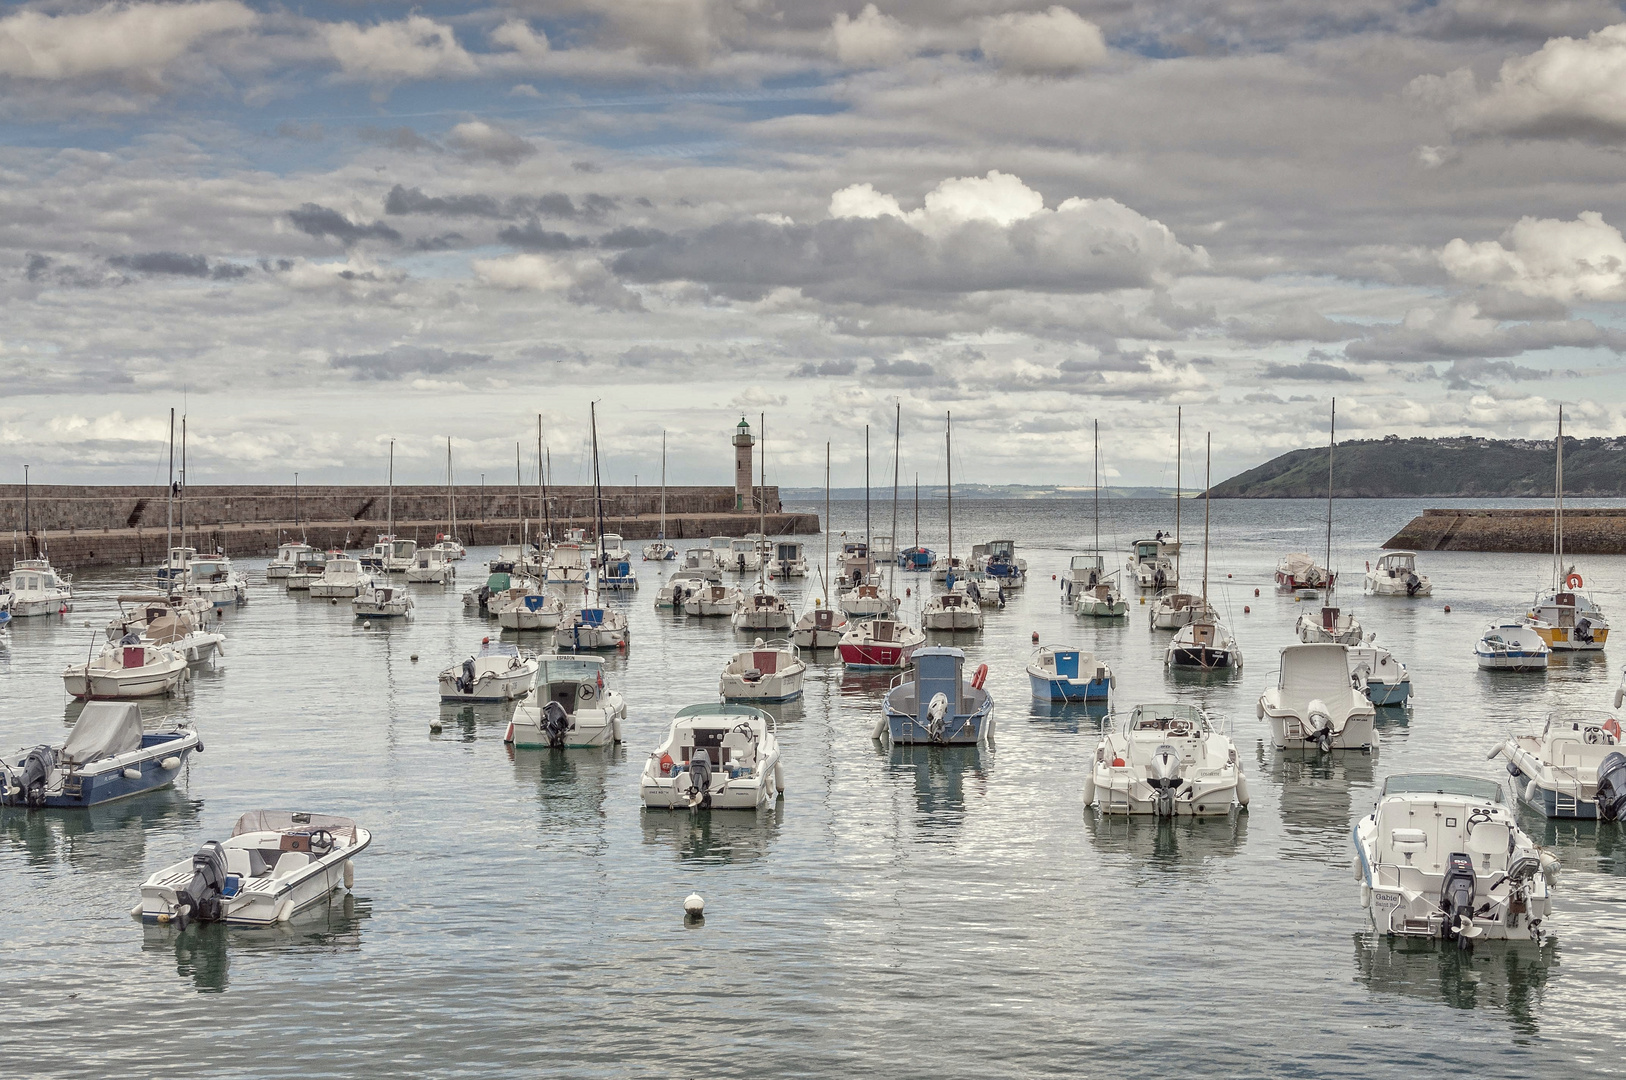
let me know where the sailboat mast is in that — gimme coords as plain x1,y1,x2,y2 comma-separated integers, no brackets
864,425,871,546
946,412,954,565
1175,406,1181,582
1326,398,1335,600
180,415,187,549
536,416,544,548
591,403,606,572
824,442,831,603
447,438,456,542
1203,433,1211,606
387,439,394,537
889,403,900,599
758,412,766,589
659,430,667,540
166,408,174,593
515,443,525,548
1093,419,1100,553
913,473,919,551
1556,406,1564,585
294,471,301,539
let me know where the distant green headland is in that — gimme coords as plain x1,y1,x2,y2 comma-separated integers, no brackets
782,484,1176,501
1209,436,1626,499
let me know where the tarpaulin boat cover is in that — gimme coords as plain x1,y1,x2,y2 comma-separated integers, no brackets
61,702,144,764
1280,553,1321,579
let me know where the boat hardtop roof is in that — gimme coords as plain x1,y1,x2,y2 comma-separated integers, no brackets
61,702,146,764
1277,642,1351,687
710,536,732,548
537,654,605,680
231,810,358,841
1379,774,1505,803
1070,554,1106,571
1377,551,1417,565
674,702,774,725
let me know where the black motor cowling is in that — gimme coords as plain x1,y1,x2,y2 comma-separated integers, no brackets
16,746,55,807
540,701,571,748
686,752,712,807
1596,752,1626,822
174,840,229,930
1405,572,1421,596
1440,851,1477,947
457,658,476,694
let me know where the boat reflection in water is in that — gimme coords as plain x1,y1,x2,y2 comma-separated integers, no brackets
1262,745,1376,865
1371,703,1410,740
1352,933,1553,1037
0,787,202,873
640,800,783,865
1027,700,1110,735
1529,816,1626,877
1084,808,1248,871
142,892,372,994
434,701,517,742
878,743,990,843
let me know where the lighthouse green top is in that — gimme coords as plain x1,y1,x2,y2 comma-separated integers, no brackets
737,416,750,430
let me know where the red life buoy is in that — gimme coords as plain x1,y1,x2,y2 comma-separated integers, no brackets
972,663,988,689
660,752,674,775
1566,572,1584,589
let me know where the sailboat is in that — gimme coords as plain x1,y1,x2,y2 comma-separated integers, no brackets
363,441,416,574
732,413,794,631
1072,420,1128,618
1295,401,1364,645
559,405,630,649
1166,434,1242,670
795,443,850,649
840,405,925,668
922,411,984,632
898,474,934,571
1150,407,1211,629
841,424,898,619
643,431,678,561
430,438,466,562
1524,406,1609,651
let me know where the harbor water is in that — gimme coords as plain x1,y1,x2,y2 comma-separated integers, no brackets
3,497,1625,1078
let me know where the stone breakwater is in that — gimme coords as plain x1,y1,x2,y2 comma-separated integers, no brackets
1384,507,1626,554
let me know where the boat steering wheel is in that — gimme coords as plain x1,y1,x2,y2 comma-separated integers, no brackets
309,828,336,852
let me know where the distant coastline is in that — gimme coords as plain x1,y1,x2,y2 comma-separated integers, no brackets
781,484,1176,501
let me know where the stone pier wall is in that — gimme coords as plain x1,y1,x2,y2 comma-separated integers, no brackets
1384,507,1626,554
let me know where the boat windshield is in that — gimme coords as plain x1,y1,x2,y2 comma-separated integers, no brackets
1070,555,1104,572
1135,541,1160,560
538,657,603,682
675,702,773,724
1126,703,1207,731
231,810,357,841
478,641,521,658
1381,774,1505,802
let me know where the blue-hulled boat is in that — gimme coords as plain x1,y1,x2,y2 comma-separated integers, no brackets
1026,645,1113,702
878,647,993,745
981,540,1026,587
898,546,934,571
0,703,200,808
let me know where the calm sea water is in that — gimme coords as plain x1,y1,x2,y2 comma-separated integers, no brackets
4,497,1626,1079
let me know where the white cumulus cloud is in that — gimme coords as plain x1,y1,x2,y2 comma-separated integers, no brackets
979,7,1107,76
1440,212,1626,302
1419,23,1626,139
831,5,910,68
0,1,255,81
324,15,478,81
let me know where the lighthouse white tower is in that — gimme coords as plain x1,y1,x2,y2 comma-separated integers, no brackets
733,416,755,511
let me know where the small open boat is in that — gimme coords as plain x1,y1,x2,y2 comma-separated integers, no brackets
138,810,370,928
1027,646,1112,702
438,642,539,703
494,588,564,631
106,594,223,664
1492,715,1626,819
1475,622,1550,671
720,639,806,702
640,704,783,810
64,641,190,700
1258,643,1374,752
655,571,709,611
556,605,629,650
1149,591,1211,631
352,582,414,619
1296,601,1365,645
838,616,924,670
1347,641,1410,706
922,585,984,631
1,702,200,808
506,655,626,748
878,647,992,745
731,586,796,631
683,583,741,617
793,604,848,649
1084,703,1248,816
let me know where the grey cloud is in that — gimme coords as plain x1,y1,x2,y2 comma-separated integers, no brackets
328,346,491,381
288,204,402,246
275,121,324,142
497,221,591,251
357,126,440,152
1347,311,1626,362
1226,309,1353,344
412,233,468,251
1436,357,1554,389
793,358,860,377
385,185,502,218
1261,360,1361,381
871,358,935,378
599,226,669,249
107,252,248,279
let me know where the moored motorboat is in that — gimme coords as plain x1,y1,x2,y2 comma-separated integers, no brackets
64,641,190,700
678,546,723,582
310,555,370,599
1276,552,1332,592
556,605,629,650
839,575,898,620
351,582,414,619
406,546,456,584
793,604,848,649
1149,591,1212,630
768,540,808,580
545,543,591,588
597,535,638,591
655,571,709,611
106,594,223,664
1347,640,1410,706
1492,716,1626,819
921,585,984,631
720,639,806,702
1165,619,1242,670
1354,774,1554,944
1127,538,1180,591
0,703,200,808
640,703,783,810
1258,642,1374,752
8,558,74,617
980,539,1026,588
506,655,625,748
138,810,370,928
1524,581,1609,652
284,549,330,590
643,541,677,561
878,647,992,744
838,616,925,670
495,588,565,631
731,586,796,631
438,642,539,703
1365,551,1430,597
181,553,247,607
1027,645,1112,702
1475,623,1550,671
684,582,742,617
1084,703,1247,816
1296,600,1364,645
266,541,313,580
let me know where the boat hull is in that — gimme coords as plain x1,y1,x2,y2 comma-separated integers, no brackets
63,663,188,700
922,609,983,631
1266,713,1374,752
1475,651,1549,671
1363,680,1411,707
11,597,73,617
1167,646,1237,669
884,701,991,745
310,583,363,598
1028,673,1110,702
1076,598,1128,618
506,714,622,749
839,641,918,669
556,625,628,651
1531,624,1608,651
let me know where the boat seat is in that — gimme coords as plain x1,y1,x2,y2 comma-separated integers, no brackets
225,846,270,878
272,851,310,878
1465,819,1512,866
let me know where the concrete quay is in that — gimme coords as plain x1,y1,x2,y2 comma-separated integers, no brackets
1384,507,1626,554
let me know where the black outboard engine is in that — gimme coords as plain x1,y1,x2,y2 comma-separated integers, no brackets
16,746,55,807
1440,852,1477,948
174,840,230,930
1596,752,1626,822
686,751,712,808
540,701,571,748
457,658,476,695
1576,617,1594,644
1405,571,1421,597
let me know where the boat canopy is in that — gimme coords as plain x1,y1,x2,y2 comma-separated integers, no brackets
1279,552,1320,577
1278,643,1351,692
231,810,358,841
675,702,773,723
1376,551,1416,570
538,656,604,682
61,702,144,764
1380,774,1504,802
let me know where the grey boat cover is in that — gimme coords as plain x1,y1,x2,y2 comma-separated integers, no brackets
61,702,144,764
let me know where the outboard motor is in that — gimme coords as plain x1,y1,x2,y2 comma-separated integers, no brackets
925,692,950,743
540,701,571,748
1440,851,1478,948
1147,743,1183,816
1576,617,1594,644
457,658,476,695
1596,751,1626,822
173,840,229,930
1405,571,1421,597
686,752,712,809
15,746,55,807
1305,698,1334,753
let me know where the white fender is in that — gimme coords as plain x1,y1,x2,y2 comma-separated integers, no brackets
1081,771,1096,807
871,716,888,741
1525,779,1541,806
774,760,784,794
344,860,354,890
1235,771,1250,808
130,902,144,918
275,898,294,923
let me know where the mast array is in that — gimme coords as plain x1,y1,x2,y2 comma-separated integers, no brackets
1326,399,1335,604
889,403,900,601
946,412,953,572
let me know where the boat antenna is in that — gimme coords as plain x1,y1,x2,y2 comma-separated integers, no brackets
1203,432,1211,608
659,429,667,542
592,402,606,590
166,409,175,596
1325,398,1335,606
889,402,900,603
823,442,831,605
758,411,767,593
946,412,953,571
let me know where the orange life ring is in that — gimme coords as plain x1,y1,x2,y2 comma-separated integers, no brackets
660,752,674,775
972,663,988,690
1566,572,1584,589
1605,718,1621,743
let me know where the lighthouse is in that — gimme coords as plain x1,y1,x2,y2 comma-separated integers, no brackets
733,416,755,511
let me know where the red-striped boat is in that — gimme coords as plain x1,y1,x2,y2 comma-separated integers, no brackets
839,617,925,669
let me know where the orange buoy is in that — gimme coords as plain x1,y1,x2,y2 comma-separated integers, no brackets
1444,605,1451,613
1254,588,1259,597
482,636,490,645
1244,605,1250,614
1032,631,1039,643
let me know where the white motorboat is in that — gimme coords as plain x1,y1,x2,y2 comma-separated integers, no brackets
839,576,898,620
640,703,783,810
1083,703,1248,817
1126,537,1180,591
1027,645,1111,702
793,603,848,650
1074,577,1128,619
1493,715,1626,820
930,554,968,583
495,588,564,631
731,586,796,631
406,545,456,584
1365,551,1430,597
921,585,984,631
1071,423,1128,619
1149,591,1212,630
1165,618,1242,670
310,555,371,599
351,582,413,619
678,546,723,582
1354,774,1553,944
266,541,313,580
720,639,806,702
767,540,808,580
155,545,197,587
725,538,761,574
1296,600,1365,645
955,570,1005,608
0,702,200,808
438,642,539,703
362,533,414,574
138,810,370,929
181,554,247,607
1258,642,1375,752
980,539,1026,589
7,558,73,616
643,541,677,562
655,571,709,611
838,616,925,670
556,605,629,651
684,583,742,617
506,655,626,748
284,549,330,590
840,540,875,587
1275,552,1332,592
106,594,223,664
63,641,190,700
545,542,591,588
1475,623,1551,671
1348,641,1411,706
1525,582,1609,652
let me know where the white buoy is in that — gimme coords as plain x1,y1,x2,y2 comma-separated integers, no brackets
684,893,704,917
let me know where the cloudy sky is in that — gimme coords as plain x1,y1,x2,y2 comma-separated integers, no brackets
3,0,1626,491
